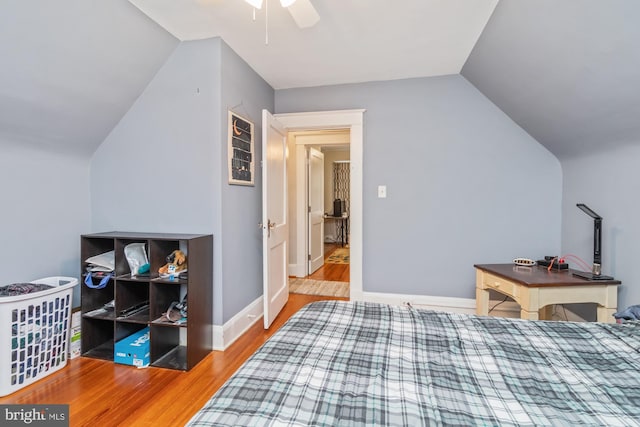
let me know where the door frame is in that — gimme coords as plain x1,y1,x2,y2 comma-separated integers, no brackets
275,109,365,301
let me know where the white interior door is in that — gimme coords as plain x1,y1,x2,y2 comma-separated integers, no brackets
308,148,324,274
262,109,289,329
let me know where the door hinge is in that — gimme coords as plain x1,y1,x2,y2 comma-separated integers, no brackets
308,206,311,213
308,254,311,261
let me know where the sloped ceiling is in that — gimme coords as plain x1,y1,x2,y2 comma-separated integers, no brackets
3,1,638,161
462,0,640,160
127,0,499,89
0,0,178,156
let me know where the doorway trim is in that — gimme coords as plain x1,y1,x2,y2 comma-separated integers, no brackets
275,109,365,301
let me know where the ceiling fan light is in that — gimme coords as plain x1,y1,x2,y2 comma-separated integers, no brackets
245,0,264,9
280,0,297,7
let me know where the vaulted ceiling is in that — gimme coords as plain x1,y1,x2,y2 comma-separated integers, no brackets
462,0,640,160
2,0,638,160
0,0,177,156
127,0,498,89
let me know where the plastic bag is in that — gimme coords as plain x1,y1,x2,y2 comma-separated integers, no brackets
124,243,149,276
85,250,115,272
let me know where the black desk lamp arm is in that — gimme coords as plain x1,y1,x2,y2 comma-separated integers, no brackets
593,218,602,270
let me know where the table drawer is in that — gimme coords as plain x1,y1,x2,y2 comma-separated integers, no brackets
483,272,518,298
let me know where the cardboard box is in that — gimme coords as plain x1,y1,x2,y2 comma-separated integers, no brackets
114,327,150,367
69,310,82,359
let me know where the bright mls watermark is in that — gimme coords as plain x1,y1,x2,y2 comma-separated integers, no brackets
0,405,68,426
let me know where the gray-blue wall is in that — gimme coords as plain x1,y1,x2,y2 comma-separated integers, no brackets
91,38,219,233
91,38,273,324
0,142,90,305
0,0,176,305
276,75,562,298
460,0,640,316
562,144,640,314
220,43,274,322
92,38,219,322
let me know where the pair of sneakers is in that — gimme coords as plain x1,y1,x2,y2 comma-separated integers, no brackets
160,294,187,324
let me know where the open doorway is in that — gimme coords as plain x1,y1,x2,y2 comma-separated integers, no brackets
308,152,350,279
274,109,364,302
286,130,350,298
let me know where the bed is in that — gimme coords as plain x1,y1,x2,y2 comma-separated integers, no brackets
187,300,640,426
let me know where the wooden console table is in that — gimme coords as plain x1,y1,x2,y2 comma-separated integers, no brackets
475,263,621,323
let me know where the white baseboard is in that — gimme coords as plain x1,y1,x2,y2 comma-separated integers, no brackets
212,325,224,350
212,296,263,351
360,292,588,321
211,292,589,351
361,291,519,318
289,263,305,278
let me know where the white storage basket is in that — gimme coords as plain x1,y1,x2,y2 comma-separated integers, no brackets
0,277,78,396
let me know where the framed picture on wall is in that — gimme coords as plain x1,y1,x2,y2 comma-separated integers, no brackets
228,111,254,186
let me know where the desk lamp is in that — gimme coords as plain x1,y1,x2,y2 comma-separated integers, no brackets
573,203,614,280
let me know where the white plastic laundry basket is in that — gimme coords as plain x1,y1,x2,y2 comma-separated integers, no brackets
0,277,78,396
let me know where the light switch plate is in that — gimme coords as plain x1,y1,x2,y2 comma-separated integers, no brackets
378,185,387,198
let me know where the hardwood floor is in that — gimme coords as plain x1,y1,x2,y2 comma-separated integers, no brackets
0,294,347,427
306,243,350,282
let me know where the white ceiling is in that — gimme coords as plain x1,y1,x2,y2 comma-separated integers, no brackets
128,0,499,89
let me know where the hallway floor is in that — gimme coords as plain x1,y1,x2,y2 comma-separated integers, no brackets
306,243,350,282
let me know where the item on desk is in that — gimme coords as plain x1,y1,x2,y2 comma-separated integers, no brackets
513,258,536,267
537,256,569,271
333,199,342,217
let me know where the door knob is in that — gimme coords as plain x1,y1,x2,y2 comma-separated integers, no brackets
260,220,277,237
267,219,276,237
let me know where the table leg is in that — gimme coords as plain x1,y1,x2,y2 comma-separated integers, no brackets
345,218,349,246
597,285,618,323
597,306,616,323
539,305,553,320
520,309,540,320
476,286,490,316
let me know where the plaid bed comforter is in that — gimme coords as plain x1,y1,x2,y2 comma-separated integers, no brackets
187,301,640,426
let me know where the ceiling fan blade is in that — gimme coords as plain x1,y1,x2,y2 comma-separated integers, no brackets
287,0,319,29
245,0,263,8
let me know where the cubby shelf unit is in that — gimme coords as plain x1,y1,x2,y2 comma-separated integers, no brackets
80,232,213,371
